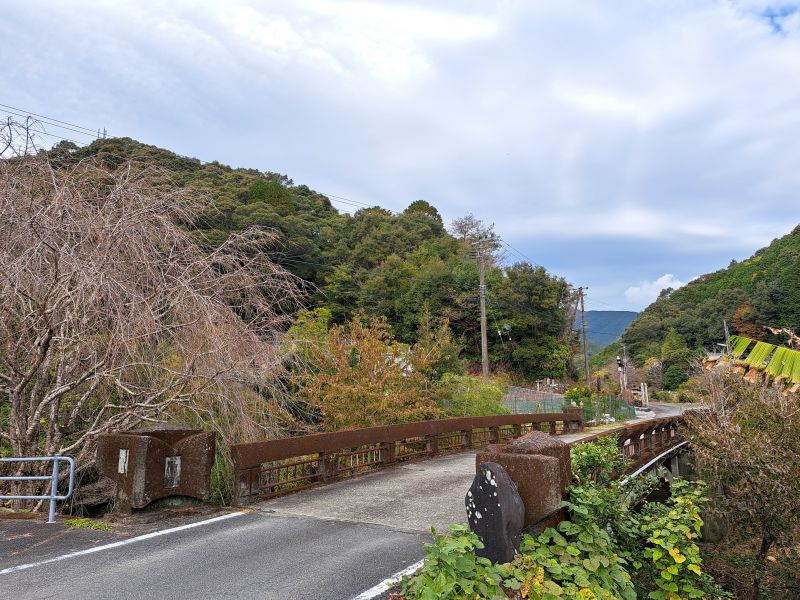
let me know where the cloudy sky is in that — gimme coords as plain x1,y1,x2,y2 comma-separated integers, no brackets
4,0,800,310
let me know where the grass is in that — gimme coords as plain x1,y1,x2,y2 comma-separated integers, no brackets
63,517,111,531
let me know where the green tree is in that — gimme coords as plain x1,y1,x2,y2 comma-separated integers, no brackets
491,263,574,380
662,365,689,390
660,329,694,368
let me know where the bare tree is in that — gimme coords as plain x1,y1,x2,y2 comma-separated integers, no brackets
1,116,42,158
685,373,800,598
449,213,502,262
0,155,305,484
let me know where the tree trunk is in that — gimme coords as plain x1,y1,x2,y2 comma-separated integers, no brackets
750,534,773,600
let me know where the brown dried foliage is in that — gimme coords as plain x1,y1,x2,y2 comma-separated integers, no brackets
0,156,305,477
685,372,800,598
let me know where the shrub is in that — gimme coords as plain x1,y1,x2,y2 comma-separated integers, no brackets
650,390,674,402
565,386,592,401
634,480,726,599
397,437,727,600
570,435,628,484
686,374,800,598
662,366,688,391
398,525,506,600
438,374,510,417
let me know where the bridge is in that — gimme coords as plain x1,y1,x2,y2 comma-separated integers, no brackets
0,403,690,600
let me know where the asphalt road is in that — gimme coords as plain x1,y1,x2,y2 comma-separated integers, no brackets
1,511,426,600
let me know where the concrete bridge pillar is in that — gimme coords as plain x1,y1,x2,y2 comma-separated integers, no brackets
670,455,679,478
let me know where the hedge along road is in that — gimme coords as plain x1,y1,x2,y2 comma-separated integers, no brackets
0,403,687,600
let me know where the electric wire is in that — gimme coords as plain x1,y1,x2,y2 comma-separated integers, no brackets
1,109,99,139
0,102,99,134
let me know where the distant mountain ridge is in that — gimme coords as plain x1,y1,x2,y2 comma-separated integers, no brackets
584,310,638,348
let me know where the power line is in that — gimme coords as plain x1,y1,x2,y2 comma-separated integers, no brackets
498,238,534,264
315,191,372,209
1,109,99,139
0,102,99,135
1,123,82,147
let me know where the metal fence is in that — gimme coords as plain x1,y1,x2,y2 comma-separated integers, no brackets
0,456,76,523
576,396,636,423
503,386,566,414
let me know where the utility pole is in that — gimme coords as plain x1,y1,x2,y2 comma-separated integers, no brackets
579,287,590,386
622,343,629,391
723,319,731,354
478,247,489,378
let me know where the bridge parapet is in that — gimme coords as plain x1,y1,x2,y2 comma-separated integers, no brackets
572,415,684,475
231,412,583,505
464,415,688,560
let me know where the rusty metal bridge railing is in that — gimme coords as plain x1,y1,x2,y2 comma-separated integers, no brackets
570,415,687,477
232,410,584,505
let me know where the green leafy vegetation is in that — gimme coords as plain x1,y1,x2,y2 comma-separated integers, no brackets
63,517,111,531
662,365,689,391
570,435,627,485
398,438,727,599
438,374,510,417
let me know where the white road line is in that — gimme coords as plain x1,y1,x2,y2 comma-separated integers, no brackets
0,511,246,576
351,559,424,600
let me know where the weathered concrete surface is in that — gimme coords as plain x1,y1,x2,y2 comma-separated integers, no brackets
96,426,215,512
475,451,562,528
256,451,477,533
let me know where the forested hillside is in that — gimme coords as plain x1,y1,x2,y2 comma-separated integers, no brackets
622,225,800,364
50,137,578,380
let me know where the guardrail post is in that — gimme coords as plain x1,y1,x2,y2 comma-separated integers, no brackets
461,429,473,449
426,434,439,456
380,441,396,465
319,452,339,483
489,426,500,444
47,457,61,524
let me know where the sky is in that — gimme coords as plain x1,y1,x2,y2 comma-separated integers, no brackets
4,0,800,311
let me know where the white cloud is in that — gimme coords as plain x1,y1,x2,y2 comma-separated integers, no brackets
624,274,689,308
2,0,800,308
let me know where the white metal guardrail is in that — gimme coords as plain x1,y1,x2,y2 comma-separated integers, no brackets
0,456,76,523
620,440,689,487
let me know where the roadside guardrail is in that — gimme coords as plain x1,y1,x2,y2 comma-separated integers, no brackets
1,456,76,523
